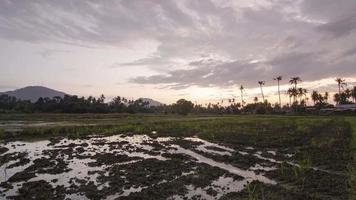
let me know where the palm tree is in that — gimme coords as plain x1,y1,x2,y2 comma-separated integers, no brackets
240,85,244,106
274,76,282,106
254,97,258,104
335,78,347,95
324,92,329,105
289,77,302,103
287,88,298,104
352,86,356,103
289,77,302,89
345,88,352,99
258,81,265,102
298,88,307,104
311,91,319,106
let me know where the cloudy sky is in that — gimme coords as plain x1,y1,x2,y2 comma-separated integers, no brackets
0,0,356,104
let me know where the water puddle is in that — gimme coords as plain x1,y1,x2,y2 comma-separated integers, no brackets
169,145,276,185
0,120,86,132
0,134,282,199
184,137,234,156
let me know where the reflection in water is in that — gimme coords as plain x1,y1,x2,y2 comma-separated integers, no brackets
170,145,276,185
1,134,283,199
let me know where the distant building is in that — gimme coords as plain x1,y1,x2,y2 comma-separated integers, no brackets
319,104,356,113
335,104,356,111
305,106,317,112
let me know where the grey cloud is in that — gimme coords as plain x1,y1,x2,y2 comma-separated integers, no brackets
1,0,356,90
132,60,265,89
39,49,71,57
114,56,178,71
317,14,356,38
0,0,195,45
131,50,356,89
342,46,356,57
300,0,356,21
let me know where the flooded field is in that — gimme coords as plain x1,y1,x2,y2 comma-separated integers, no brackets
0,114,355,199
0,120,88,132
1,134,279,199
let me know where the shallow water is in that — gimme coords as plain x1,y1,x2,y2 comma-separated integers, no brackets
169,145,275,185
0,120,86,132
0,134,286,199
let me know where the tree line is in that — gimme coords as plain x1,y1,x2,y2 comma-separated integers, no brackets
0,77,355,115
246,76,356,107
0,94,279,115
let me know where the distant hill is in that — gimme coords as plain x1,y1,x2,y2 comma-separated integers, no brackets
138,98,164,107
1,86,67,102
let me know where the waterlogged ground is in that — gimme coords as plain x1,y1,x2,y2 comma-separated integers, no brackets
1,133,283,199
0,120,87,132
0,115,354,199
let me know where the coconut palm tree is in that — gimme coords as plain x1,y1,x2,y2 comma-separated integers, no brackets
298,88,307,104
240,85,244,106
323,92,329,105
289,77,302,89
287,88,298,104
311,91,319,106
258,81,265,102
335,78,347,95
352,86,356,103
345,88,352,99
274,76,282,106
289,77,302,103
254,97,258,104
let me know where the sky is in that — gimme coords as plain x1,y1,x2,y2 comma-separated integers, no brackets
0,0,356,105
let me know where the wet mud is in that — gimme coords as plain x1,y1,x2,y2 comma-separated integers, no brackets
0,122,351,200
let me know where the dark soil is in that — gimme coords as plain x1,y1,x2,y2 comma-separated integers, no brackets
9,180,65,200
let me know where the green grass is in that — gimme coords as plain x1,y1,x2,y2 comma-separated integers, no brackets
0,113,355,199
345,117,356,200
0,114,333,140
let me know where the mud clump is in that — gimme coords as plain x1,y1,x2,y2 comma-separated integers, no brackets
0,181,13,190
8,157,70,183
6,157,30,169
29,157,70,174
9,180,65,200
0,146,9,154
0,152,28,167
205,145,229,152
119,181,187,200
206,187,219,196
88,153,142,167
8,171,36,182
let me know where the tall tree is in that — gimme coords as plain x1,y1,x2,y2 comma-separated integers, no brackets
311,91,329,108
258,81,265,102
335,78,347,102
289,77,302,103
289,77,302,89
240,85,245,106
352,86,356,103
173,99,194,115
287,88,298,104
254,97,258,104
274,76,282,106
311,91,319,106
335,78,347,92
298,88,307,103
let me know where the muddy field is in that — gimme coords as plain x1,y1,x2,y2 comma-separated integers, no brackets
0,114,355,199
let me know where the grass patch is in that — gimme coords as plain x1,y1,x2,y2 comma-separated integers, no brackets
0,114,354,199
345,117,356,200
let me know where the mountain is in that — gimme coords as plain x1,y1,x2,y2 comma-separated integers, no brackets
1,86,67,102
138,98,164,107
